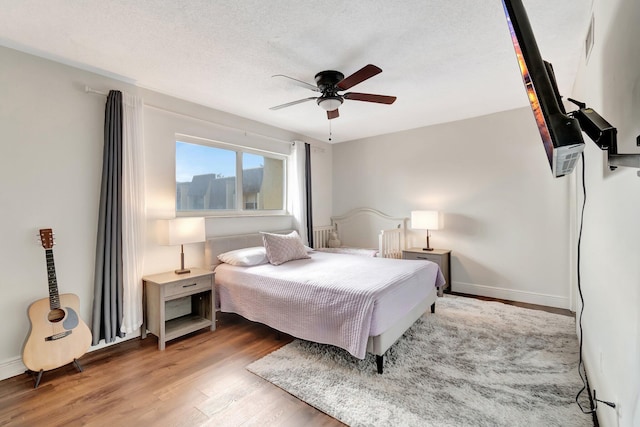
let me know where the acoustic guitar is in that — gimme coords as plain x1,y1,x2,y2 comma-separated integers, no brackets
22,229,92,380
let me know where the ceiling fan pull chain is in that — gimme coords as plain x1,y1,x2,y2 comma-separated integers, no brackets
328,120,332,142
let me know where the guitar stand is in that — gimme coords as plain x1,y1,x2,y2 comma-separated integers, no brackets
27,358,84,389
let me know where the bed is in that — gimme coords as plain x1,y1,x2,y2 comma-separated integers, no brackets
313,207,407,259
205,230,446,373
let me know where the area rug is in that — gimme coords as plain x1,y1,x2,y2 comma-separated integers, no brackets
247,296,593,427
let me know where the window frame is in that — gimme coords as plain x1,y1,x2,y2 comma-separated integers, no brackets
175,134,288,217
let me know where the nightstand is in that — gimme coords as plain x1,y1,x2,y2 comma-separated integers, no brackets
141,268,215,350
403,248,451,296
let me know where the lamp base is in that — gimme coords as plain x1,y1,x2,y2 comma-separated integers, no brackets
423,234,434,251
175,245,190,274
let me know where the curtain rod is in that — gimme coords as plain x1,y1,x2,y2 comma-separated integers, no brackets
84,85,107,96
83,85,307,147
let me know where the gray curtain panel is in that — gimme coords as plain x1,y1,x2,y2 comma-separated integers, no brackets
304,142,313,247
91,90,125,345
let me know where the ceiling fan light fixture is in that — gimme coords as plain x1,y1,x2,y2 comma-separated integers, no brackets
317,96,343,111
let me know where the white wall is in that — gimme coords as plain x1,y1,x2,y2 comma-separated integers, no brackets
1,46,107,380
333,107,576,308
569,0,640,425
0,46,332,380
331,0,640,424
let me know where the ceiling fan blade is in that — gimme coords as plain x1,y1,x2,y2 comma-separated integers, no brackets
272,74,320,92
269,97,317,110
327,109,339,120
337,64,382,90
344,92,397,104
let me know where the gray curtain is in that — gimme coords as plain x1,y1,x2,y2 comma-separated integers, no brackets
92,90,125,345
304,143,313,247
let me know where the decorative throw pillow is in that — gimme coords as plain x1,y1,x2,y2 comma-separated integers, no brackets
261,231,311,265
217,246,268,266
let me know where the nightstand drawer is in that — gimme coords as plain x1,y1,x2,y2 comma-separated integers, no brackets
404,252,441,264
164,276,211,298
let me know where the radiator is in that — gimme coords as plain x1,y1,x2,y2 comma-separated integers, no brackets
312,225,404,257
313,225,335,249
378,228,404,259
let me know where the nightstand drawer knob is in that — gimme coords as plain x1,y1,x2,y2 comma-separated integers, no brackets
183,283,197,288
417,256,430,260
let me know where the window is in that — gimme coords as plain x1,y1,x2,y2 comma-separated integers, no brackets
176,139,286,214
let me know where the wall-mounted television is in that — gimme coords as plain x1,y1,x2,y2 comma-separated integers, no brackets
502,0,585,177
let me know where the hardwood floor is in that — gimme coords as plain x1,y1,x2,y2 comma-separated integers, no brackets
0,296,573,427
0,313,344,427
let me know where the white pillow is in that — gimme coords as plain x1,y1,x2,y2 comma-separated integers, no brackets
217,246,268,266
261,231,311,265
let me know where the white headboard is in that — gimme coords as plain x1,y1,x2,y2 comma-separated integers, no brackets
331,208,407,250
204,229,294,270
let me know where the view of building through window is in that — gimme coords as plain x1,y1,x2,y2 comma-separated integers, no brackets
176,140,285,212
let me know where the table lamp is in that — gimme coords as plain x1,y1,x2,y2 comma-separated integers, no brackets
160,217,205,274
411,210,440,251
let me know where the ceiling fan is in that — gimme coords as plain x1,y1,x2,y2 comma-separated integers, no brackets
270,64,396,120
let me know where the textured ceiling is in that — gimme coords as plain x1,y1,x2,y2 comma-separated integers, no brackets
0,0,592,143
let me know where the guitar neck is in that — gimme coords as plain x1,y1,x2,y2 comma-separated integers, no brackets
45,249,61,310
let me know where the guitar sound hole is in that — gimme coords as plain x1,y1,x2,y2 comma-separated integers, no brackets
48,308,65,323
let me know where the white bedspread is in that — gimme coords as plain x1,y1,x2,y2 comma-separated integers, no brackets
215,251,445,359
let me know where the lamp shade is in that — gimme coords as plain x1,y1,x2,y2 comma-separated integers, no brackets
317,96,343,111
411,210,440,230
159,217,205,246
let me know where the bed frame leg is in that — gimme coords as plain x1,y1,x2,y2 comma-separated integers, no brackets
431,302,436,313
376,355,384,374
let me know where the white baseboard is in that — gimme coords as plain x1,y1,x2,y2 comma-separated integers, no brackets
0,358,26,382
452,281,571,310
0,330,142,382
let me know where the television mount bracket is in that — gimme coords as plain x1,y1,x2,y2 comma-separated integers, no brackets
567,98,640,174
